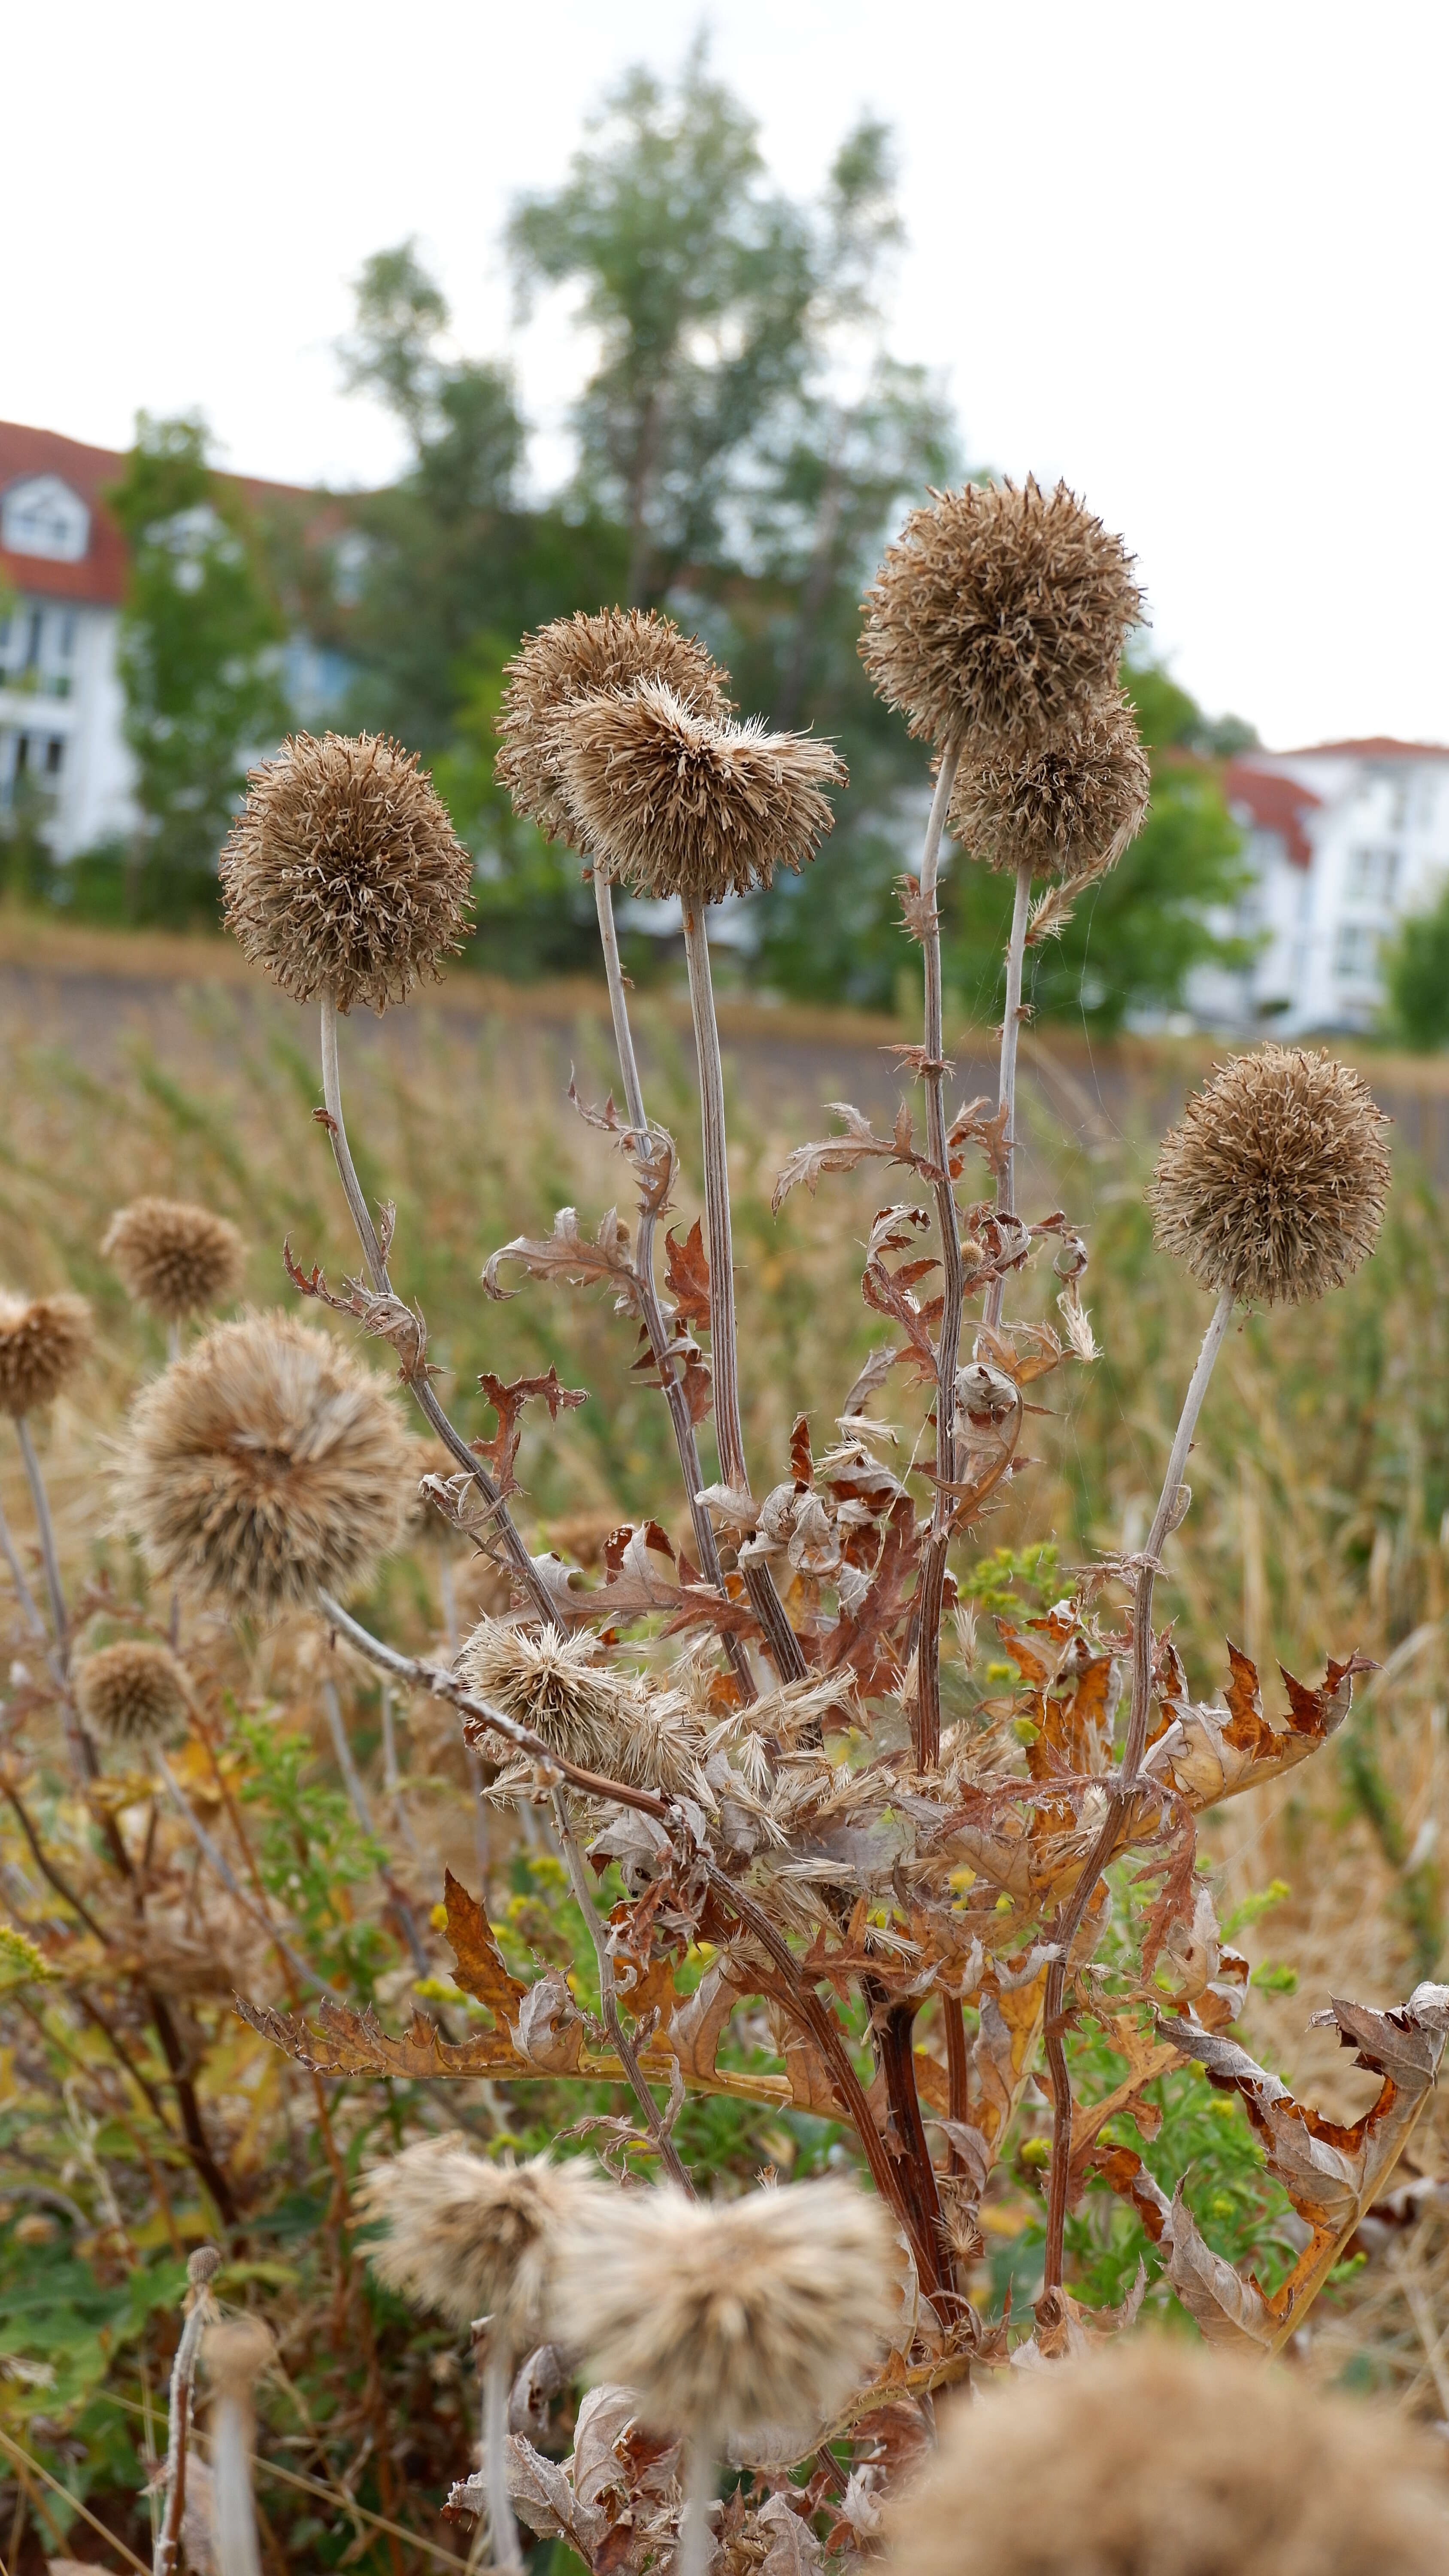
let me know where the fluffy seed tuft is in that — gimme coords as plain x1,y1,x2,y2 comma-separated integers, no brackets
456,1617,704,1793
949,692,1150,878
551,2180,894,2443
1147,1046,1389,1307
0,1291,92,1418
555,680,846,907
74,1640,192,1747
220,732,473,1014
860,477,1143,751
358,2139,599,2343
883,2335,1445,2576
115,1312,410,1616
102,1198,246,1323
497,610,731,843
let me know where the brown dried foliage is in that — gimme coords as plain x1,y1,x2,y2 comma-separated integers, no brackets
220,730,473,1013
886,2336,1447,2576
949,690,1151,878
0,1287,91,1416
101,1196,245,1323
497,609,731,842
1148,1045,1391,1307
116,1310,411,1615
860,477,1143,750
555,680,846,906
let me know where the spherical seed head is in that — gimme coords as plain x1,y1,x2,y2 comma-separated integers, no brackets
884,2336,1446,2576
101,1198,246,1324
73,1640,192,1747
555,680,846,907
220,732,473,1014
552,2180,894,2445
1147,1046,1390,1308
358,2139,599,2343
116,1311,410,1618
497,610,733,843
0,1291,91,1418
948,690,1151,878
860,477,1143,751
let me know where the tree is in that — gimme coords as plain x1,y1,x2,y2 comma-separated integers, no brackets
1381,888,1449,1049
508,40,815,603
109,416,288,884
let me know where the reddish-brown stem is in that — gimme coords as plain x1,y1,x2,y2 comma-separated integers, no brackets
870,1987,952,2305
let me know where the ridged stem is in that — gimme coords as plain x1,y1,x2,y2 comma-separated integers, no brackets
593,878,755,1698
318,989,559,1629
675,2438,716,2576
912,736,964,1768
552,1788,693,2190
482,2345,523,2576
1041,1285,1234,2292
981,858,1032,1336
680,911,804,1681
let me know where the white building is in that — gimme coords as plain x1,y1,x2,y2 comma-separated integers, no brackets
1187,741,1449,1035
0,421,347,860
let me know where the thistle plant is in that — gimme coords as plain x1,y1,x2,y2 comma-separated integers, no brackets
55,476,1439,2563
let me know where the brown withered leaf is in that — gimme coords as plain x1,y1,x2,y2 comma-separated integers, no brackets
1142,1641,1376,1809
664,1961,739,2085
771,1100,922,1213
442,1868,527,2019
483,1205,640,1312
476,1366,588,1492
789,1412,814,1484
663,1220,711,1334
235,1994,527,2082
822,1495,920,1693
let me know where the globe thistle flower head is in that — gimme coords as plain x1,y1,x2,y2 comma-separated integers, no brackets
557,681,846,906
457,1616,703,1794
220,732,473,1014
116,1311,410,1618
884,2335,1445,2576
860,478,1143,751
552,2180,894,2445
949,691,1151,878
0,1290,91,1418
496,610,732,843
74,1640,192,1747
101,1198,245,1324
358,2139,599,2344
1147,1047,1389,1308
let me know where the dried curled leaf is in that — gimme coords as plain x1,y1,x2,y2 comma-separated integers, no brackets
483,1205,640,1311
1142,1641,1375,1808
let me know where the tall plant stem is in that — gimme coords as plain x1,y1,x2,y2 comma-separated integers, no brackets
552,1789,693,2190
675,2439,716,2576
1041,1286,1234,2292
912,735,964,1769
318,990,559,1630
680,909,804,1682
981,859,1033,1335
0,1490,47,1642
480,2345,523,2576
155,2249,219,2576
594,878,755,1699
15,1418,70,1670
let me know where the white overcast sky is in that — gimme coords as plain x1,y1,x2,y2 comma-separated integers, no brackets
6,0,1446,749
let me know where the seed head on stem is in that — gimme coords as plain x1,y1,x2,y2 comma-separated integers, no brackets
74,1639,192,1748
497,608,731,842
102,1198,245,1324
0,1290,91,1418
949,690,1150,878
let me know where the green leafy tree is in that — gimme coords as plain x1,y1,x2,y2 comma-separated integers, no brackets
1380,886,1449,1050
109,416,288,887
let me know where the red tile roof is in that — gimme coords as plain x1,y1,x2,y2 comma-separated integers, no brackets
1225,759,1322,869
0,419,339,611
1284,737,1449,761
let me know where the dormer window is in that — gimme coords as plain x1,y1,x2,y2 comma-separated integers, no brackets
1,474,91,563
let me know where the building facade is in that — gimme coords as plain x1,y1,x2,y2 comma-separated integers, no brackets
1185,740,1449,1035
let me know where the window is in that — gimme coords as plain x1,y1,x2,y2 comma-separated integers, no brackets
25,611,42,669
44,738,64,776
0,474,91,563
1345,844,1400,905
1334,921,1379,982
59,614,77,659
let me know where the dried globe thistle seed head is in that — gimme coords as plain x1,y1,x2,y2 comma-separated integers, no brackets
883,2335,1446,2576
948,691,1150,878
1147,1046,1389,1308
73,1640,193,1747
115,1311,411,1618
497,610,732,843
101,1197,245,1324
0,1290,92,1418
457,1616,704,1794
358,2140,600,2343
860,477,1143,750
555,680,846,907
220,732,473,1015
551,2180,895,2445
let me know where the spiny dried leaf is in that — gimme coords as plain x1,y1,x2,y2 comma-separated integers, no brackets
441,1868,527,2020
477,1367,588,1493
772,1102,921,1212
1141,1641,1375,1808
663,1221,712,1334
483,1206,640,1309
